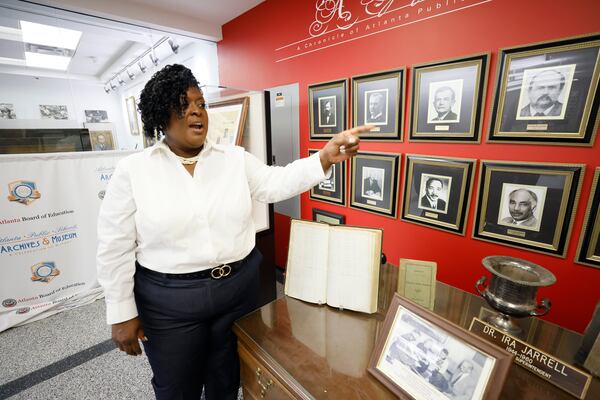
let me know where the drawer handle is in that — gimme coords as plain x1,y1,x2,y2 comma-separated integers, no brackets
255,368,273,398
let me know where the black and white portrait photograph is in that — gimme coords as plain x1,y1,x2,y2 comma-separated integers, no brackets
362,166,385,201
0,103,16,119
427,80,463,124
418,174,452,214
575,167,600,268
473,161,584,257
364,89,388,125
309,79,347,139
489,34,600,145
318,95,336,127
39,104,68,120
318,163,336,191
516,65,575,120
352,68,405,140
350,152,400,218
309,149,346,205
368,295,511,400
497,184,547,232
84,110,109,123
402,155,475,235
410,54,489,142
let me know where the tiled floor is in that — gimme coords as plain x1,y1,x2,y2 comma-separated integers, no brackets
0,279,285,399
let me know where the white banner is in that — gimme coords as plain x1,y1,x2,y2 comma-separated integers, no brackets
0,150,136,332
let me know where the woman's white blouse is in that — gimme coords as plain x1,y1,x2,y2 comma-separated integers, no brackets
97,140,327,324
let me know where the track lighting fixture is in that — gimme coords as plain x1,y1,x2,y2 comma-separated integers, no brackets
127,70,135,80
117,76,125,85
149,52,159,66
138,61,147,73
168,38,179,54
104,85,110,94
110,81,117,90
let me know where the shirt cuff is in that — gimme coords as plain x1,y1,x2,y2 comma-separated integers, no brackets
105,297,138,325
309,150,330,180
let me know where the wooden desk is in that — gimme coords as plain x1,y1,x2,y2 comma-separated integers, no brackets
234,264,599,399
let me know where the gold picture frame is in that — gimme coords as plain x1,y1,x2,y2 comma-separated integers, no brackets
207,96,250,146
575,167,600,268
309,78,347,140
125,96,140,135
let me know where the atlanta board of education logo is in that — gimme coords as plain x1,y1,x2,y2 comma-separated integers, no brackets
16,307,30,315
2,298,17,308
7,180,41,205
31,262,60,283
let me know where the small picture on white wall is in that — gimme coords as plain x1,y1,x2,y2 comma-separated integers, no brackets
40,105,68,120
85,110,109,123
0,103,16,119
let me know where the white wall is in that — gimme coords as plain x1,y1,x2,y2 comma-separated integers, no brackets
0,40,219,151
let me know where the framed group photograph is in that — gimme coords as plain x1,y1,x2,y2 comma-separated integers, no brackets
575,167,600,268
409,53,489,142
309,79,347,140
206,96,249,146
401,155,476,235
125,96,140,135
40,104,68,120
368,294,512,400
84,110,109,123
488,34,600,146
309,149,346,205
351,68,405,140
350,152,400,218
312,208,345,225
473,161,585,257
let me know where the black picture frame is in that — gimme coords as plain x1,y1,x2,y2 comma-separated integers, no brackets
401,155,476,235
312,208,345,225
352,68,405,141
309,79,347,140
409,53,489,142
308,149,346,205
350,152,400,218
575,167,600,268
488,34,600,146
473,161,585,257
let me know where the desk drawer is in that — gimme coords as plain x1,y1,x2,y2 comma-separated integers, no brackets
239,341,296,400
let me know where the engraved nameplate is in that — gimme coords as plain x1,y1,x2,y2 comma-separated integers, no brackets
424,212,439,219
527,124,548,131
507,229,526,237
434,125,450,131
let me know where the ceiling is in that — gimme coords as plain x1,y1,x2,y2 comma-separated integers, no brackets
0,0,263,82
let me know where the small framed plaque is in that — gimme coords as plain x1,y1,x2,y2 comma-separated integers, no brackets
312,208,345,225
369,294,512,400
308,149,346,205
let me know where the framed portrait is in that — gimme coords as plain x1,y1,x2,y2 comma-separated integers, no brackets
473,161,585,257
88,130,115,151
207,96,249,146
409,53,489,142
488,34,600,146
39,104,68,120
309,79,347,140
368,294,512,400
352,68,405,141
125,96,140,135
401,155,476,235
312,208,345,225
309,149,346,205
350,152,400,218
575,167,600,268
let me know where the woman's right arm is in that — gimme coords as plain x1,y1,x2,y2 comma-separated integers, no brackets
96,160,145,355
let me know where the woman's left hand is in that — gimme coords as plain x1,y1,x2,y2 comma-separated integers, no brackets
319,125,373,172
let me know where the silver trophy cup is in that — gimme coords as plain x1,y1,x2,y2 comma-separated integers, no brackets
476,255,556,336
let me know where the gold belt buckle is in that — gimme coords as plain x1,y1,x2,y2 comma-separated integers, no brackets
210,264,232,279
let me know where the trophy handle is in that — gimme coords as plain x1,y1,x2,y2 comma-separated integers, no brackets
475,276,487,297
531,298,551,316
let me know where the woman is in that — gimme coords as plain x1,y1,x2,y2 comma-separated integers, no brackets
97,64,370,400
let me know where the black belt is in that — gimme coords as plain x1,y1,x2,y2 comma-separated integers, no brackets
136,259,245,280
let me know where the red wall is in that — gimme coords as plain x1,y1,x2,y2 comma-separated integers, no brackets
218,0,600,333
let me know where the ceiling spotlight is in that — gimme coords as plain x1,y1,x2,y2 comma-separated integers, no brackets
138,61,147,73
110,81,117,90
104,86,110,94
127,70,135,80
118,76,125,85
149,52,159,66
168,38,179,54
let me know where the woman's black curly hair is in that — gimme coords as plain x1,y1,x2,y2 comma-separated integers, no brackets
138,64,199,138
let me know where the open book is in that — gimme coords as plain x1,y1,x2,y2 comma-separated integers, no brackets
284,219,383,314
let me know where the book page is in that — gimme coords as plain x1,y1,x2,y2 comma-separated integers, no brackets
284,220,329,304
325,226,382,313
